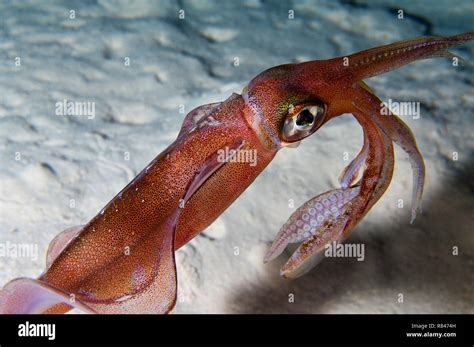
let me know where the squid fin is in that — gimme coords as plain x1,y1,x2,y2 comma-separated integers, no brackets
177,102,221,138
46,225,84,268
0,278,95,314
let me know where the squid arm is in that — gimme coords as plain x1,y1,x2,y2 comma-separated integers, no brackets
265,31,474,277
352,82,425,223
338,130,368,189
266,107,393,278
341,31,474,80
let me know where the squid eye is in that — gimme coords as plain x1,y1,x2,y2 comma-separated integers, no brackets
282,103,326,142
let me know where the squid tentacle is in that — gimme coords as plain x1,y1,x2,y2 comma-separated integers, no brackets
269,104,391,278
342,109,394,236
339,31,474,80
280,213,351,278
264,186,360,264
338,131,368,188
360,122,395,213
353,82,425,223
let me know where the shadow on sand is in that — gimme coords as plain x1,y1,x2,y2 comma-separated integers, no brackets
227,158,473,313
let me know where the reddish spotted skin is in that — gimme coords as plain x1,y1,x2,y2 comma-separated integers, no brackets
0,31,472,313
175,99,277,247
40,94,277,312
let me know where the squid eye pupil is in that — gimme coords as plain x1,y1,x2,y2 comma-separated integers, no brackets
282,102,326,143
296,109,314,127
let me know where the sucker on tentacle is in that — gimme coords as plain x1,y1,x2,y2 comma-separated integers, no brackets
264,186,360,264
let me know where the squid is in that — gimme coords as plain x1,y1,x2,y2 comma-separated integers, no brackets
0,31,472,314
